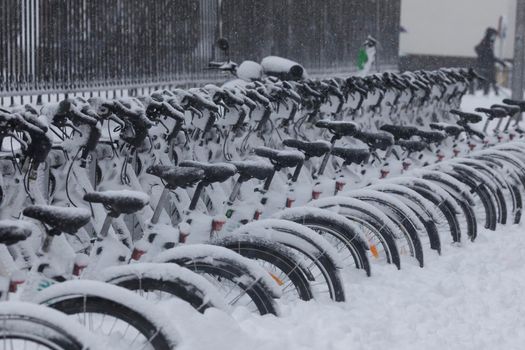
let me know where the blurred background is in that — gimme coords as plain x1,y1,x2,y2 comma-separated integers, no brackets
0,0,521,101
400,0,516,87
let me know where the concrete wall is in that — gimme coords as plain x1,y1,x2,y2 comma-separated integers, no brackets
400,0,516,59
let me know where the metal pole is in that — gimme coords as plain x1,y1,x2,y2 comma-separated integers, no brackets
512,0,525,101
511,0,525,124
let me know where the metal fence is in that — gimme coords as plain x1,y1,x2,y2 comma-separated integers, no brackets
0,0,401,99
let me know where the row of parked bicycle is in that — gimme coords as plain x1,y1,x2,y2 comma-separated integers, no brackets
1,66,525,349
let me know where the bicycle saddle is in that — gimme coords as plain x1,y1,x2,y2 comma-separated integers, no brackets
146,164,205,189
490,104,521,116
379,124,419,141
429,123,464,137
415,130,447,143
83,190,150,217
331,147,370,165
254,147,305,169
449,110,482,124
178,161,237,184
315,120,359,137
282,139,331,159
397,139,429,153
0,220,32,245
502,98,525,111
230,160,274,181
475,107,508,120
22,205,91,234
353,131,394,150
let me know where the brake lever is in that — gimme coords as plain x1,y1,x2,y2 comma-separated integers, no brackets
217,101,230,113
187,106,203,119
64,122,83,137
158,119,171,134
108,114,126,129
161,102,185,121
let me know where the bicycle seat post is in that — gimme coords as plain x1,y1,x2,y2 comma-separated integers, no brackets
99,215,113,238
290,159,305,183
227,178,244,204
317,135,339,176
151,187,172,225
189,182,206,211
40,232,55,254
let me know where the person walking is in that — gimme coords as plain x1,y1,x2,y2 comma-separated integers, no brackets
475,27,506,95
357,36,377,76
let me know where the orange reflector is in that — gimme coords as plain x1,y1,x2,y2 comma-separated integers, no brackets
269,273,284,286
370,244,379,258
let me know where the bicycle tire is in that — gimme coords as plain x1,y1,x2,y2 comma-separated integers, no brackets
415,170,478,241
213,234,314,301
391,178,462,244
154,244,280,316
274,206,371,276
33,280,179,350
345,190,424,267
441,168,498,230
228,219,346,302
371,183,442,253
100,262,227,312
310,196,402,269
0,301,99,350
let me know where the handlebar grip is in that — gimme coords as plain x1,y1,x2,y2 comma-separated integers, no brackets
189,92,219,112
71,108,98,126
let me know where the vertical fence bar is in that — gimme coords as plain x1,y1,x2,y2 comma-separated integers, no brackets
1,0,6,93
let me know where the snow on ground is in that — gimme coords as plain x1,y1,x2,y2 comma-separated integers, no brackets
461,89,511,112
166,224,525,350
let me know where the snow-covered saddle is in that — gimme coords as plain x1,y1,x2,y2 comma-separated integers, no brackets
178,161,237,185
23,205,91,234
0,220,32,245
84,190,149,217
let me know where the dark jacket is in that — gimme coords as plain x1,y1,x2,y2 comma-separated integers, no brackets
475,28,503,82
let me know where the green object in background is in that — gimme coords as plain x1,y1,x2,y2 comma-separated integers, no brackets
357,48,368,70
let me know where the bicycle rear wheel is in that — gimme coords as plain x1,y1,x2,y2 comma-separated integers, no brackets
34,280,179,350
100,263,227,312
0,301,98,350
154,244,280,316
